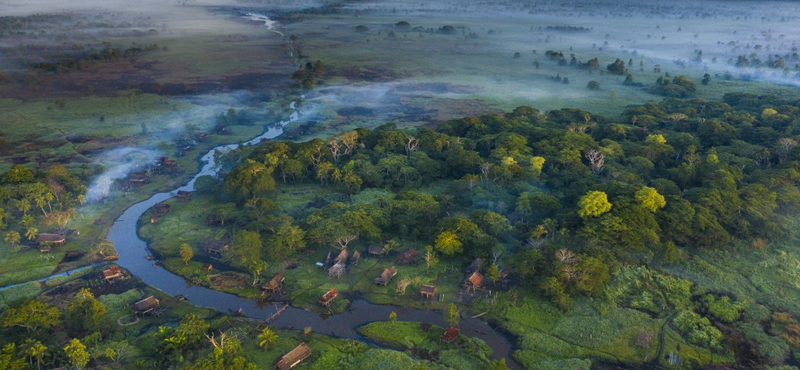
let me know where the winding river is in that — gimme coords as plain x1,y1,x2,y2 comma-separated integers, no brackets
104,102,523,369
1,12,524,369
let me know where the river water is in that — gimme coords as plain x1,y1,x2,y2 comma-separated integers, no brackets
103,100,522,368
7,12,523,369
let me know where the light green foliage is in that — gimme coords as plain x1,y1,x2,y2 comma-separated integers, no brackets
577,191,612,218
1,300,61,333
673,309,723,349
699,294,746,323
179,243,194,265
606,266,692,313
635,186,666,212
231,230,263,266
530,156,546,177
158,313,210,357
486,263,500,283
67,288,108,333
434,231,462,255
64,338,90,370
258,327,278,351
445,303,460,327
542,277,571,311
645,134,667,145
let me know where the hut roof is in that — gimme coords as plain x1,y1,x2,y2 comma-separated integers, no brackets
352,250,361,260
328,263,346,277
264,272,285,289
134,296,160,312
205,240,228,253
177,190,192,198
375,266,397,285
336,248,348,263
319,288,338,305
275,343,311,370
441,327,460,343
398,248,417,264
421,284,436,295
368,244,385,255
36,233,66,245
102,265,122,279
466,271,483,287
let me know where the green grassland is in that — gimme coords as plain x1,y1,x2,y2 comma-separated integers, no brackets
139,184,464,313
280,11,800,127
138,182,744,369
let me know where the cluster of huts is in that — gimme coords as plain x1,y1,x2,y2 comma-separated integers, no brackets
36,230,68,253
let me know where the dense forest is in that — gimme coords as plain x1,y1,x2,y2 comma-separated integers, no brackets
5,92,800,368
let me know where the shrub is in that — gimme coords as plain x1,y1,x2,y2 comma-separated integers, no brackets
673,309,723,349
699,294,746,323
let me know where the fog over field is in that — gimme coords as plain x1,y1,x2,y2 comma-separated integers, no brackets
3,0,800,191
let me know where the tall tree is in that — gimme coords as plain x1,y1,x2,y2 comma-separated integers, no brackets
179,243,194,265
424,245,439,274
23,339,47,370
434,231,463,255
66,288,107,333
445,303,460,327
232,230,263,266
257,327,278,351
64,339,89,370
578,190,612,218
0,300,61,333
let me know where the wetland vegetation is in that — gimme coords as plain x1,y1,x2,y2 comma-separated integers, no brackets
3,0,800,369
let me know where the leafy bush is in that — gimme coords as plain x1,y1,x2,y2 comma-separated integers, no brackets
699,294,746,323
673,309,723,349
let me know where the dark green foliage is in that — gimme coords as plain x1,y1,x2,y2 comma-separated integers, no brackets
649,75,697,98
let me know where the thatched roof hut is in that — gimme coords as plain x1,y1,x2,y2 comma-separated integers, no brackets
319,288,337,307
352,250,361,265
177,190,192,200
328,263,345,278
102,265,122,282
336,248,348,264
36,233,66,246
421,284,436,298
368,244,384,256
374,266,397,286
205,240,228,256
464,271,483,292
133,296,161,316
398,248,417,264
263,272,285,293
275,343,311,370
128,173,150,184
441,327,460,343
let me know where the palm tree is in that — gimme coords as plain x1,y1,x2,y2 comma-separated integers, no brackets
26,226,38,241
17,198,31,214
257,327,278,351
24,339,48,370
35,196,47,216
5,231,21,247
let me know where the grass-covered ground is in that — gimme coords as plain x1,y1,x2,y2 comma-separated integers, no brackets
139,182,745,369
139,184,465,312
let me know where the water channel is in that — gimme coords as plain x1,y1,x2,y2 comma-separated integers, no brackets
104,103,523,369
